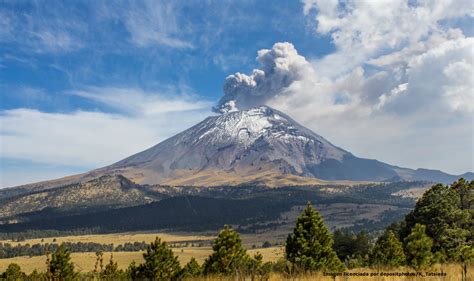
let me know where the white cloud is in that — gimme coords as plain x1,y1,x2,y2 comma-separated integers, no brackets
0,87,212,186
443,60,474,112
70,86,211,116
375,83,408,110
304,0,473,77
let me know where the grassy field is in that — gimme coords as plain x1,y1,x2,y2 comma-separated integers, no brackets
0,247,284,274
0,255,470,281
0,230,288,250
0,231,215,246
0,231,284,273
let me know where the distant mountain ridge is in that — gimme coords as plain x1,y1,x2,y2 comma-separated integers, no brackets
0,175,159,220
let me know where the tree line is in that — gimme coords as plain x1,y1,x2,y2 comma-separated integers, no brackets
0,241,211,259
0,229,102,241
1,179,472,280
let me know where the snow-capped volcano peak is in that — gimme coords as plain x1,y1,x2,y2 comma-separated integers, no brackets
196,106,275,145
191,106,318,147
172,105,347,162
93,105,470,186
106,105,350,184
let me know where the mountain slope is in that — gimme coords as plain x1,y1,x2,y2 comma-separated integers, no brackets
0,183,420,234
0,175,163,221
91,105,470,185
96,106,346,184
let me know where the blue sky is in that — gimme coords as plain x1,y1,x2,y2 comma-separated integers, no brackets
1,1,333,112
1,1,473,187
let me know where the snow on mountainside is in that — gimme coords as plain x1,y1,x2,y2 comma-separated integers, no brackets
99,105,350,185
91,105,471,186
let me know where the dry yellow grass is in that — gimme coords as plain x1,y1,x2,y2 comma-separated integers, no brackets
192,264,473,281
0,253,472,280
0,231,214,246
0,231,284,249
0,247,283,274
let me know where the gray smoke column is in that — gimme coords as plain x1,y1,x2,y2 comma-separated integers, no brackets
213,42,313,113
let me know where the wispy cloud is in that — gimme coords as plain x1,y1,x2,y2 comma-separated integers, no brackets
32,30,82,52
70,86,212,116
123,1,193,49
0,4,83,53
0,86,212,173
2,53,37,68
0,10,13,40
0,1,193,54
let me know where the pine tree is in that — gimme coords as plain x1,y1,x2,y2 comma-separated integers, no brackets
248,252,271,281
45,251,52,280
404,224,434,270
101,253,121,280
459,245,473,281
136,237,181,280
438,226,470,262
203,225,249,275
333,230,370,267
94,250,104,278
285,202,344,272
2,263,24,281
49,245,76,280
452,178,473,211
333,230,354,261
126,261,139,280
28,269,44,281
354,231,370,258
180,257,202,279
402,180,472,261
369,230,405,268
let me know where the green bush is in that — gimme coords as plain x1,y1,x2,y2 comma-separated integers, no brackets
1,263,25,281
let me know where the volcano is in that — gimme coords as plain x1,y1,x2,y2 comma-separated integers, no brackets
81,105,471,186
